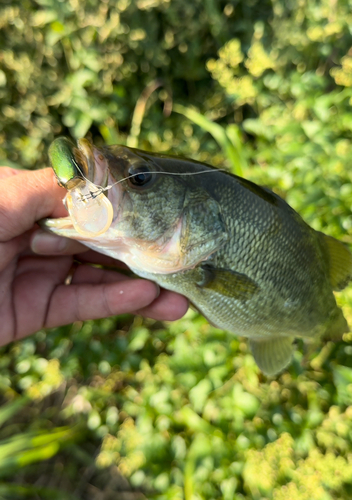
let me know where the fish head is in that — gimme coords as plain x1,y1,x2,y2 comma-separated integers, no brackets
44,137,228,273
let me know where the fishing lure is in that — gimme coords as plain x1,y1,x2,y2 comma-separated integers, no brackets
48,137,114,237
65,179,113,237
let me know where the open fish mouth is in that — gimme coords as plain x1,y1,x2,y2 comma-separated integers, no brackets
42,137,113,238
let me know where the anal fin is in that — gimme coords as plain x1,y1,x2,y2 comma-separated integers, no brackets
249,337,294,376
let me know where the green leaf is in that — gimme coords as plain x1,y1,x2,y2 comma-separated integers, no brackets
333,364,352,406
174,104,245,176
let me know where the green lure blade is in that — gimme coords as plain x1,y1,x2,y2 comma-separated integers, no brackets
48,137,83,188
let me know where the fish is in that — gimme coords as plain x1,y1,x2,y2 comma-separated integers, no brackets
43,137,352,376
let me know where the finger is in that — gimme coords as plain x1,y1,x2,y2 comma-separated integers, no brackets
0,232,31,269
9,255,160,341
135,289,189,321
45,279,160,329
8,255,73,344
71,265,188,321
30,230,129,272
31,229,88,255
75,251,129,269
70,264,134,284
0,168,67,241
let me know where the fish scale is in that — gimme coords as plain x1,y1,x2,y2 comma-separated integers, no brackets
44,138,352,376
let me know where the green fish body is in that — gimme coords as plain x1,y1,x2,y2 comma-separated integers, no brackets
44,138,352,376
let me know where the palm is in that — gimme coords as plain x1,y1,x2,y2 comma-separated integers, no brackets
0,168,188,345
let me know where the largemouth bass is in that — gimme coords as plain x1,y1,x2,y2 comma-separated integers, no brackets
43,137,352,376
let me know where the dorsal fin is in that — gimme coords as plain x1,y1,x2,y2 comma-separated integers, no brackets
319,233,352,291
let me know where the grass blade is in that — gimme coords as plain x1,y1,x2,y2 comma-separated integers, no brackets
173,104,246,176
0,397,30,428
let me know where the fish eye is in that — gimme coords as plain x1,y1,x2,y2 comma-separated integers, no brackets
128,165,153,187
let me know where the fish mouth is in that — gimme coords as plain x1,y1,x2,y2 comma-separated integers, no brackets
42,137,112,239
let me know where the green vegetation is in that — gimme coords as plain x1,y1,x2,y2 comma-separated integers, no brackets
1,0,352,498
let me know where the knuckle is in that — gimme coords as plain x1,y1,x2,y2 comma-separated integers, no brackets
0,167,20,180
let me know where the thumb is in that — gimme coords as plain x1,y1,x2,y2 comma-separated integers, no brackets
0,168,67,241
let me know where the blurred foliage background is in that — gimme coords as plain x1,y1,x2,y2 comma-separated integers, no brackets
1,0,352,498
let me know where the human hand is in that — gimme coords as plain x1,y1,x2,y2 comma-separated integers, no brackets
0,167,188,345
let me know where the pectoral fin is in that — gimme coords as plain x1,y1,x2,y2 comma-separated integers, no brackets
249,337,294,376
197,264,259,300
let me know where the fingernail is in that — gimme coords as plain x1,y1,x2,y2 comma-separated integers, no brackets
31,231,68,254
154,284,161,298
